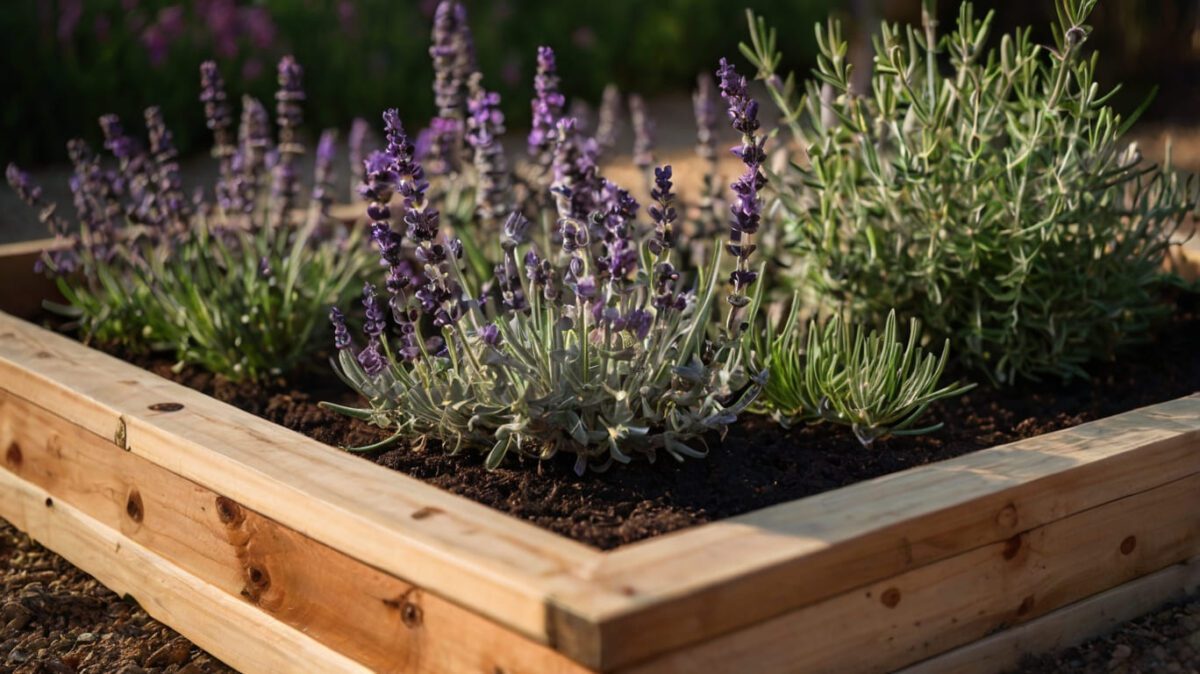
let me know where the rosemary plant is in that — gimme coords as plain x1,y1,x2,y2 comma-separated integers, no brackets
325,2,765,472
741,0,1199,383
7,57,368,381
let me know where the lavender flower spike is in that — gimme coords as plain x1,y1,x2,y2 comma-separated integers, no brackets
629,93,656,177
6,163,79,274
716,57,766,317
270,55,305,225
594,83,621,158
311,128,337,209
528,46,565,186
466,74,513,226
145,106,190,224
348,117,370,196
330,307,352,351
357,283,387,376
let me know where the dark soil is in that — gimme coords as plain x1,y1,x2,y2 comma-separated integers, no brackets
1011,591,1200,673
92,291,1200,550
0,520,231,674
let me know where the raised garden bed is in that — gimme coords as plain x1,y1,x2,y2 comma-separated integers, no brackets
1,238,1199,674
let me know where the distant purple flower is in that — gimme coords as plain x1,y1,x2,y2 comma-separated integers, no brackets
550,118,601,224
200,61,233,154
311,129,337,207
692,72,723,244
145,106,189,223
594,84,621,157
57,0,83,43
716,58,766,306
6,163,79,274
466,80,513,224
330,307,352,350
348,117,370,193
528,46,565,185
629,94,655,173
99,114,158,229
271,55,305,224
240,6,276,50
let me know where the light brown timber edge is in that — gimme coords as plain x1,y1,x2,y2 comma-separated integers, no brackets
1,246,1199,672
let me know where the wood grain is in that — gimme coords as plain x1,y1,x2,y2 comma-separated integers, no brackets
0,389,594,674
618,471,1200,673
0,310,616,656
0,459,370,674
898,555,1200,674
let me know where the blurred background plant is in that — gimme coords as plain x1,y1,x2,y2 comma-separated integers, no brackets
1,0,841,166
5,1,1196,168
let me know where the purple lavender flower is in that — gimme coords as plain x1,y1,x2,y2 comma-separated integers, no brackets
692,72,724,249
528,46,565,185
99,114,158,230
466,76,513,224
66,139,119,257
427,1,475,176
200,61,233,156
716,58,767,309
648,165,686,313
271,55,305,225
311,129,337,208
550,118,601,224
145,106,190,224
330,307,352,350
6,164,79,274
357,283,387,375
479,323,502,347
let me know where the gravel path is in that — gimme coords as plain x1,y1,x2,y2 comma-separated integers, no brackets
1012,593,1200,674
0,519,231,674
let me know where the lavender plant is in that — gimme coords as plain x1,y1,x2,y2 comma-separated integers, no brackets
741,0,1199,383
7,56,368,381
324,3,764,472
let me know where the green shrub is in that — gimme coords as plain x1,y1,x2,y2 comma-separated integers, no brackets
742,0,1199,383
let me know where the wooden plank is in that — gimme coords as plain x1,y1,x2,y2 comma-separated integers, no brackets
0,310,616,655
0,461,370,674
566,395,1200,668
0,238,62,319
898,555,1200,674
0,389,594,674
618,471,1200,673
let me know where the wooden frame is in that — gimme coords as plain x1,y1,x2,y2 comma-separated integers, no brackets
1,239,1198,674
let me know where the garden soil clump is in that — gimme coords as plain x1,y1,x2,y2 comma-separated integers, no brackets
0,520,231,674
98,291,1200,550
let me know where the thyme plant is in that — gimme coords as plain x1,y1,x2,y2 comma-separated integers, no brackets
325,2,765,472
7,56,369,381
742,0,1199,383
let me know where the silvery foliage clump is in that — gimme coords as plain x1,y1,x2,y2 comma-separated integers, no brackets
6,57,369,381
325,2,764,473
750,292,973,446
741,0,1199,384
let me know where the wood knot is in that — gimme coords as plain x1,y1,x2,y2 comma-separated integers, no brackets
881,587,901,609
148,402,184,412
1002,533,1023,561
1120,535,1137,555
5,442,22,469
410,506,443,520
125,489,144,523
33,351,52,359
241,565,271,602
1017,595,1035,617
996,503,1018,529
44,497,53,508
385,590,424,628
215,496,244,526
